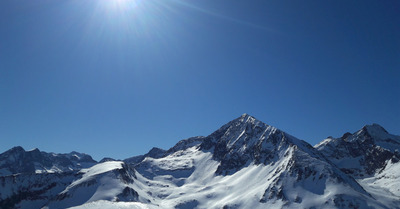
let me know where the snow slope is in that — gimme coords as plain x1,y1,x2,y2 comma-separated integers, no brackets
358,159,400,209
44,161,150,209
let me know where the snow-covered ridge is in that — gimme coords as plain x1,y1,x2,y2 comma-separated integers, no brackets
315,123,400,208
315,123,400,176
0,146,97,176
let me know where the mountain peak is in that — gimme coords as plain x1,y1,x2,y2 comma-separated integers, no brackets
238,113,255,120
240,113,251,118
353,123,393,142
233,113,263,126
10,146,25,152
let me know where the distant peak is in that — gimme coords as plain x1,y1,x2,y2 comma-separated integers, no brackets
99,157,117,163
27,148,41,154
148,147,165,153
341,132,352,140
350,123,395,142
361,123,388,134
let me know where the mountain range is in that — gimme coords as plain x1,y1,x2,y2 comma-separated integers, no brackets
1,114,399,209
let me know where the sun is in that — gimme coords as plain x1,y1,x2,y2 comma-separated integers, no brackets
113,0,131,5
104,0,139,12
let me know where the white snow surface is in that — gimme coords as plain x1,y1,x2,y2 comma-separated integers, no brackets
357,160,400,208
52,145,386,209
359,160,400,196
45,161,140,209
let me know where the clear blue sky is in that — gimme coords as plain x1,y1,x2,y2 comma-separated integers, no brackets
1,0,399,160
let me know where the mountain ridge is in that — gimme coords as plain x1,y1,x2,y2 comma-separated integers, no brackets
1,114,399,208
0,146,96,177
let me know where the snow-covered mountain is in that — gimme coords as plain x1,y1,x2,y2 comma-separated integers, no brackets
315,124,400,177
1,114,399,209
315,124,400,208
0,146,96,176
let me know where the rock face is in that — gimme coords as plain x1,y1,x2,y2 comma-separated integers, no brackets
0,114,399,209
0,147,96,176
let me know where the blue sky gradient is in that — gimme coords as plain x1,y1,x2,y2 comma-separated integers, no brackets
1,0,399,160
